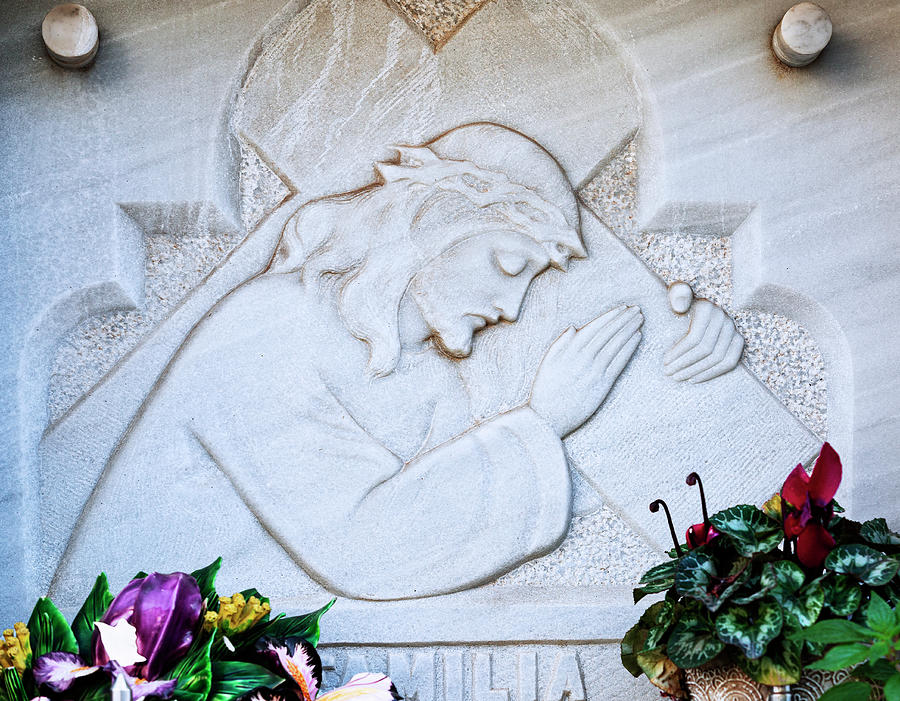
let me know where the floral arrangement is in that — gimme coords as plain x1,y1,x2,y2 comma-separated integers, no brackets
0,559,398,701
620,443,900,699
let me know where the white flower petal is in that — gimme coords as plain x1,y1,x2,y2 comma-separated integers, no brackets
95,620,147,667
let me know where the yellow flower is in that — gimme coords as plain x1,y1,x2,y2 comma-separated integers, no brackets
762,493,783,521
215,593,271,635
0,623,32,676
202,611,220,634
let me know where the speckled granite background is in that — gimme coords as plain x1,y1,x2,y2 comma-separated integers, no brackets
579,139,828,439
47,140,289,426
48,228,247,425
387,0,492,49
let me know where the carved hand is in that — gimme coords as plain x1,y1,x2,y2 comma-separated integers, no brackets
529,305,643,438
664,299,744,383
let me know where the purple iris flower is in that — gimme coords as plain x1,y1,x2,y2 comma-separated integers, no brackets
32,655,177,699
108,661,178,700
33,652,103,692
93,572,202,680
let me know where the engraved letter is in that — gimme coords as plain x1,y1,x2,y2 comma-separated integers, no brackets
472,653,510,701
388,651,435,701
442,652,464,701
517,653,538,701
542,654,585,701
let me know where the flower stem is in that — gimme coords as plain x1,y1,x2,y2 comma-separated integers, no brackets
650,499,683,557
685,472,709,524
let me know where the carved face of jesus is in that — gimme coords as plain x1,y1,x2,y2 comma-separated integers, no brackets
409,231,553,358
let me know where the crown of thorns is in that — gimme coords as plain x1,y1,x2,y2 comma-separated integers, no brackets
375,146,586,269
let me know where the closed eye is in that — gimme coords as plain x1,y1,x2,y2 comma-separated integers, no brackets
493,250,528,277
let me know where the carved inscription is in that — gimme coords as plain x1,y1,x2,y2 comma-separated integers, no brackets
320,649,587,701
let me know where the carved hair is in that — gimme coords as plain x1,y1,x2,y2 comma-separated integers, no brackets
267,143,585,377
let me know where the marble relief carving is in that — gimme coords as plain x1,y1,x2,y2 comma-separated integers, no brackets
58,123,744,599
45,1,821,617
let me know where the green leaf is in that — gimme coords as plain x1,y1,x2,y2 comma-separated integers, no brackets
731,573,774,605
824,574,863,616
674,551,716,597
239,588,270,606
783,581,825,628
825,545,900,586
818,681,875,701
633,580,675,604
808,643,873,671
666,616,724,668
714,601,783,659
191,557,223,609
804,638,827,657
71,573,114,659
208,662,283,701
243,599,335,647
760,561,805,603
635,648,686,698
731,590,771,605
1,668,28,701
789,618,873,644
27,597,78,657
674,551,748,612
639,560,678,585
643,601,677,651
709,505,783,556
863,592,897,636
860,518,900,546
620,623,649,677
634,560,678,603
884,673,900,701
170,634,215,701
741,639,802,685
857,659,898,683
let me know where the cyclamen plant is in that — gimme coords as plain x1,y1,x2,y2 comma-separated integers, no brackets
621,443,900,699
0,559,399,701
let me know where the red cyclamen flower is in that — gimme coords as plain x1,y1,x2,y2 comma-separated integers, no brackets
781,442,842,569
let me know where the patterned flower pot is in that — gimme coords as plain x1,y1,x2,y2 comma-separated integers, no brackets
683,663,856,700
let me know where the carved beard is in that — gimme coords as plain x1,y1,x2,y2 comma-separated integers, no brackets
409,278,476,359
429,321,474,359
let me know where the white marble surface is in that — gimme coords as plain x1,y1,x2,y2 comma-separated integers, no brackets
1,1,898,698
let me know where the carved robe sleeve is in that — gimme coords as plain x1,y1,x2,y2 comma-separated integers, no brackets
201,367,571,598
338,405,572,599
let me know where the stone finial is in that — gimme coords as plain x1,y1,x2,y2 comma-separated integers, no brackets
772,3,832,67
41,4,99,69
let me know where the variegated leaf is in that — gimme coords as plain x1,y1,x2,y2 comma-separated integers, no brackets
860,518,900,546
823,574,863,616
666,617,724,669
759,561,805,603
714,601,783,659
709,505,783,556
635,648,686,698
741,639,802,686
783,581,825,628
825,545,900,586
